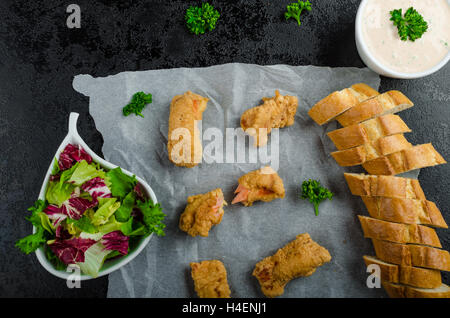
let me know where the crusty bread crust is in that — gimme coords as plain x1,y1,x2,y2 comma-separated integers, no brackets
327,114,411,151
363,255,442,289
361,196,448,228
372,239,450,271
362,143,446,175
335,91,413,127
331,134,411,166
308,83,379,125
344,173,426,200
358,216,441,247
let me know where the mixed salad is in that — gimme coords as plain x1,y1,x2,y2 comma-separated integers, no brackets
16,144,166,277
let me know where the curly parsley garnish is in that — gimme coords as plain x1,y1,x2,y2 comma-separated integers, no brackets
390,7,428,42
122,92,152,118
285,0,312,26
185,3,220,35
300,179,333,216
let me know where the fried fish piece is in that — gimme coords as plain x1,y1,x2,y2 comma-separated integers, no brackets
232,166,285,206
241,90,299,147
168,91,209,167
179,188,227,237
253,233,332,298
190,260,231,298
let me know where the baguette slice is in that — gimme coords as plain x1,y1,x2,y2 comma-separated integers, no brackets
308,83,379,125
372,239,450,271
361,196,448,228
336,91,413,127
362,143,446,175
382,282,450,298
331,134,411,166
358,215,441,247
363,255,442,289
327,114,411,151
344,173,426,200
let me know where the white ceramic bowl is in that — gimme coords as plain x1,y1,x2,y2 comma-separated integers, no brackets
34,112,157,280
355,0,450,79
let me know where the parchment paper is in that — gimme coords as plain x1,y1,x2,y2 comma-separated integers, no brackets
73,63,389,298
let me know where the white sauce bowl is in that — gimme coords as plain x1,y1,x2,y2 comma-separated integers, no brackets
355,0,450,79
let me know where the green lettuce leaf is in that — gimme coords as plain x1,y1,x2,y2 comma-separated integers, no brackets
16,200,53,254
98,215,125,234
77,242,111,277
68,160,106,186
46,181,75,207
120,217,147,237
26,200,52,232
115,191,135,222
15,227,46,254
91,198,120,226
106,167,137,200
66,216,97,234
136,199,166,237
59,161,79,184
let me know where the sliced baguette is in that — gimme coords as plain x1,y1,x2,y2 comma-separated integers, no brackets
363,255,442,289
361,196,448,228
331,134,412,166
371,239,450,271
344,173,426,200
327,114,411,151
362,143,446,175
382,282,450,298
336,91,413,127
308,83,379,125
358,215,441,247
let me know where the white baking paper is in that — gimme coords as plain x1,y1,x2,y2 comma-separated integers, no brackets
73,63,388,298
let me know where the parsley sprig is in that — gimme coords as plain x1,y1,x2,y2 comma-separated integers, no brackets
122,92,152,118
390,7,428,42
285,0,312,26
185,3,220,35
301,179,333,216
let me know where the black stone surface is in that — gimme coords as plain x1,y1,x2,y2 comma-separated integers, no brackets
0,0,448,298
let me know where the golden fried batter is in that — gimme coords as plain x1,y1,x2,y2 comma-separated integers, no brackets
232,166,285,206
179,188,227,237
190,260,231,298
241,90,298,147
168,91,209,167
253,233,332,297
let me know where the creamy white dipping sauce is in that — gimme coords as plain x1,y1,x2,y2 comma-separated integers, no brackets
362,0,450,74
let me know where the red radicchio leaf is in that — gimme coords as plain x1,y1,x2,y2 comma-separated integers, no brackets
101,231,129,256
133,183,145,201
49,237,96,265
61,197,97,220
81,177,112,199
44,204,67,227
58,144,93,171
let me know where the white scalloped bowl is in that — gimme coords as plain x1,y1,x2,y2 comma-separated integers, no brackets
34,112,157,280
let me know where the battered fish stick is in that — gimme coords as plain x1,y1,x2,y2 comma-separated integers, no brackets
179,188,227,237
190,260,231,298
232,166,285,207
168,91,209,167
253,233,332,298
241,90,298,147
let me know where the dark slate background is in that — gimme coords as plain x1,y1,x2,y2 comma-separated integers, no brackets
0,0,448,298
